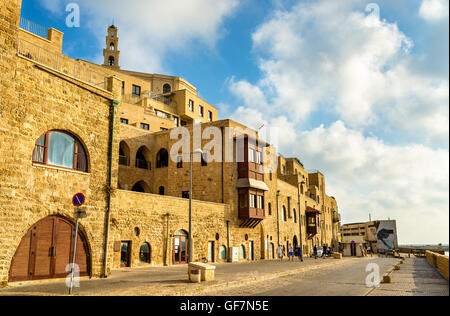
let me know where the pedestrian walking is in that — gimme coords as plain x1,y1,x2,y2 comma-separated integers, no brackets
288,245,294,261
278,245,283,261
322,244,327,258
296,246,302,261
313,245,318,259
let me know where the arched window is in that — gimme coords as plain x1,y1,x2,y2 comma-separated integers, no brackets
293,208,297,223
163,84,171,94
135,146,151,170
132,181,150,193
139,243,151,263
110,43,115,50
33,131,88,172
159,186,165,195
282,206,287,222
108,56,115,66
119,141,130,166
239,245,246,259
156,148,169,168
219,246,227,260
175,229,188,237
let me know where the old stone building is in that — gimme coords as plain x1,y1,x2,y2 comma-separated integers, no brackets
0,0,341,286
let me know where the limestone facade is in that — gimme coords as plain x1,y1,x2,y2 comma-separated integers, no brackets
0,0,342,286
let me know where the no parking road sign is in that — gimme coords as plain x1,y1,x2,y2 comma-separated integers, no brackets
72,193,85,208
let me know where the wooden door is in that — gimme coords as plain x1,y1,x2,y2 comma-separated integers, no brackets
173,235,188,264
9,216,90,282
120,242,131,267
208,241,214,263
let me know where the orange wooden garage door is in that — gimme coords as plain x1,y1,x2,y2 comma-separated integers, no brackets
9,216,90,282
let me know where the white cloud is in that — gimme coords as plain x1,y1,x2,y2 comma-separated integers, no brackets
226,0,449,244
297,121,449,244
40,0,64,15
229,0,449,144
41,0,239,73
419,0,449,21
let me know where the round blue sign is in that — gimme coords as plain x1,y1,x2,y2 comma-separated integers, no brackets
72,193,85,207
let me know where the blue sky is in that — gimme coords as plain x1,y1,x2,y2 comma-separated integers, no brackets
20,0,449,244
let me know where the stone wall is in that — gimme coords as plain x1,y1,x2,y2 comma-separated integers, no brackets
111,190,231,267
0,0,122,285
426,251,449,280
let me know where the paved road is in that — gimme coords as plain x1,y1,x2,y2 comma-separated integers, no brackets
1,256,446,296
0,257,366,296
369,257,449,296
208,257,399,296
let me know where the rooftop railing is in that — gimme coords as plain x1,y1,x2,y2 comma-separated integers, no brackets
123,91,177,107
18,38,107,90
19,17,48,39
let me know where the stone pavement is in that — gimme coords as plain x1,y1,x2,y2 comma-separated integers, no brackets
0,256,361,296
368,257,449,296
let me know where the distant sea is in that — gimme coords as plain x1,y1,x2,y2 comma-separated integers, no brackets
400,244,449,256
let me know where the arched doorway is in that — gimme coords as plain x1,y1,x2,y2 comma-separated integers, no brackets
292,236,298,256
173,230,188,265
132,181,150,193
9,216,90,282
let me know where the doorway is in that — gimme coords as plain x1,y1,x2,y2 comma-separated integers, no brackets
120,241,131,267
249,241,254,261
351,243,357,257
9,216,90,282
173,230,188,264
208,241,215,263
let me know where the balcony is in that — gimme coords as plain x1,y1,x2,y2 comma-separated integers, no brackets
119,155,129,167
333,213,341,223
239,207,265,220
135,159,151,170
239,207,265,229
307,223,319,236
123,91,177,108
19,17,48,39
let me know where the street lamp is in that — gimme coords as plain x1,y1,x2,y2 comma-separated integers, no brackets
297,181,306,262
189,148,203,263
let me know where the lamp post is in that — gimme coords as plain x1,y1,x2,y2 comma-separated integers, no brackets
189,149,203,263
297,181,306,262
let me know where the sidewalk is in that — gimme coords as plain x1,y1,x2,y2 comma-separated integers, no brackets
0,256,362,296
368,257,449,296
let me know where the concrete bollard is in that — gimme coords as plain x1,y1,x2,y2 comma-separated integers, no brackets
383,275,392,283
189,269,201,283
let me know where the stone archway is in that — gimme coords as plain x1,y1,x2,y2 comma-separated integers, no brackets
9,216,91,282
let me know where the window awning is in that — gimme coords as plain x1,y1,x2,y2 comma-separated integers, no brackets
236,178,270,191
306,206,321,214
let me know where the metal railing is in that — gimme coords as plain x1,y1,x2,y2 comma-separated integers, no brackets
18,39,107,90
122,91,177,107
135,159,151,170
119,155,130,166
19,17,48,39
